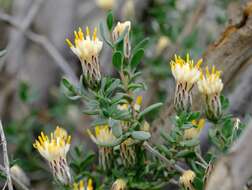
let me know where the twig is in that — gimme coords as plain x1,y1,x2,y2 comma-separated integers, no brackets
20,0,44,31
0,120,13,190
0,164,30,190
143,141,185,173
0,11,78,85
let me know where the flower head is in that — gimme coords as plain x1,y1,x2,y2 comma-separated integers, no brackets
66,27,103,89
171,54,202,113
171,54,202,90
66,27,103,62
180,170,196,190
198,66,223,121
33,127,72,184
73,179,93,190
198,66,223,95
112,21,131,58
88,125,117,146
33,126,71,162
184,119,205,139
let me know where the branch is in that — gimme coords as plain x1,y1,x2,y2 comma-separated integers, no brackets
0,120,13,190
0,165,30,190
143,141,185,173
205,120,252,190
0,12,78,85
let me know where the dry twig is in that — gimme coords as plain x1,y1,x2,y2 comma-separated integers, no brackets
0,120,13,190
0,12,78,85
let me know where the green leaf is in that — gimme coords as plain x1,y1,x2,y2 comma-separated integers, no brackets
176,150,194,158
62,78,75,92
132,38,149,54
180,139,200,147
130,49,144,69
99,22,113,48
106,11,114,31
127,83,144,91
131,131,151,141
18,81,30,102
109,118,122,138
187,112,200,121
138,102,163,118
80,152,95,170
220,95,229,110
91,118,108,127
83,109,100,115
112,51,123,71
0,49,7,57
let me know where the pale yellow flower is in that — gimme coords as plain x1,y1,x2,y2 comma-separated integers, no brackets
171,54,202,113
180,170,196,190
66,27,103,63
88,125,117,145
171,54,202,90
197,66,223,95
33,127,72,184
197,66,223,121
66,27,103,89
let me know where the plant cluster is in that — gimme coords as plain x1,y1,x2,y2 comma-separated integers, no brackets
0,10,246,190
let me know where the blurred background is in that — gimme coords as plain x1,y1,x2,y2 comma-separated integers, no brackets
0,0,251,189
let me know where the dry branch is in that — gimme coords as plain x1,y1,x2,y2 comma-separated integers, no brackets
151,1,252,141
0,120,13,190
0,12,78,85
205,120,252,190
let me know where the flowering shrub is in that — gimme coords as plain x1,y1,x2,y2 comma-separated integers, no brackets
27,11,246,190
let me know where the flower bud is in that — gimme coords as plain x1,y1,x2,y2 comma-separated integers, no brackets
197,66,223,121
134,96,143,112
170,54,202,113
112,21,131,58
111,178,127,190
